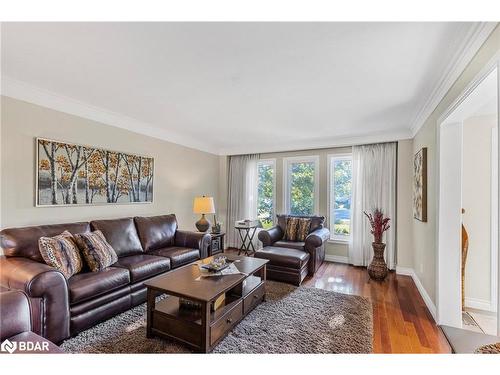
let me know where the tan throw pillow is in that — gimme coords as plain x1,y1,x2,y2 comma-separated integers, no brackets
296,218,312,242
73,230,118,272
38,230,83,278
284,217,300,241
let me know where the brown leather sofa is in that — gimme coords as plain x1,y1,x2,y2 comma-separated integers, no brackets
0,290,62,353
0,214,210,344
257,214,330,276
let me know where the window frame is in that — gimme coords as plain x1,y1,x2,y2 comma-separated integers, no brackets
257,158,277,227
328,153,353,242
283,155,320,216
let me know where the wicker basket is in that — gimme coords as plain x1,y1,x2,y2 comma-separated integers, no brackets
474,342,500,354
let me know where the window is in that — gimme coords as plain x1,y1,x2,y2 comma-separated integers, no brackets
257,159,276,229
284,156,319,216
329,154,353,241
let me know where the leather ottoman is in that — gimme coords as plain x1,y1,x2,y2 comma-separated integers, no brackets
254,246,310,286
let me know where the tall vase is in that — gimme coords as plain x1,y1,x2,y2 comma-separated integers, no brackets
368,242,388,280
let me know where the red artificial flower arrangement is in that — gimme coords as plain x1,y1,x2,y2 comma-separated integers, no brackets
364,209,390,243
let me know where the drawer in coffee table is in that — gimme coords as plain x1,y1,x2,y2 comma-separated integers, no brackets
243,282,265,315
210,300,243,346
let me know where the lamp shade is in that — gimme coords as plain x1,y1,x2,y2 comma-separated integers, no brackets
193,196,215,214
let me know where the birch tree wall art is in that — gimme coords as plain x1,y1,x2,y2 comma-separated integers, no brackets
37,138,154,206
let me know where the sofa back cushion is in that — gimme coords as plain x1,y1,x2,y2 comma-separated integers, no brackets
0,222,90,262
277,214,324,236
134,214,178,252
90,218,143,257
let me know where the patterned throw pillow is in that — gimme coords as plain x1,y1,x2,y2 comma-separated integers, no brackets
296,218,312,242
38,230,83,278
284,217,300,241
73,230,118,272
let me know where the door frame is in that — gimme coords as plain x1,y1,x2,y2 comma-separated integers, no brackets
436,53,500,334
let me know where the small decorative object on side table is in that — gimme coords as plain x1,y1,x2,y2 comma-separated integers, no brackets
364,209,391,281
208,232,225,256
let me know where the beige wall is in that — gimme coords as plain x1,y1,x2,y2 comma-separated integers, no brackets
0,96,219,230
396,139,414,268
463,114,496,304
412,25,500,304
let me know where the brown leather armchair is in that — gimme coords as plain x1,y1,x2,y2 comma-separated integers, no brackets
258,214,330,275
0,290,62,353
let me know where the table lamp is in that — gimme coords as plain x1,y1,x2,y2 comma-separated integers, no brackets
193,196,215,232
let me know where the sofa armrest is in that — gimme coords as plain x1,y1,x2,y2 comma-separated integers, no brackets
0,290,31,341
257,226,284,247
174,230,211,259
304,227,330,275
0,256,70,343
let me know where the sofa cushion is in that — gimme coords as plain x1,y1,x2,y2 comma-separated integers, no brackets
255,246,310,269
113,254,171,282
0,222,90,262
134,215,178,251
68,267,130,304
73,230,118,272
38,230,83,278
149,246,200,268
91,218,143,257
273,240,306,251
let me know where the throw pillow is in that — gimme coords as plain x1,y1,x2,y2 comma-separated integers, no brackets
73,230,118,272
38,230,83,278
296,218,312,242
284,217,300,241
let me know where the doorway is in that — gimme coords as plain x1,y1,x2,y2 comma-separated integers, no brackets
437,64,499,336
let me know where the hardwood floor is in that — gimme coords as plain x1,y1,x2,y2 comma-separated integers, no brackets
226,249,451,353
302,262,451,353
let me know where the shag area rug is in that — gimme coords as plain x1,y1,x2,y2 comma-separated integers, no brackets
60,281,373,354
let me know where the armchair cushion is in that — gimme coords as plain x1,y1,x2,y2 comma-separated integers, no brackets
296,218,312,241
272,240,305,251
284,217,300,241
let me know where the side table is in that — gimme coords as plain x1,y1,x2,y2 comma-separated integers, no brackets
208,232,225,256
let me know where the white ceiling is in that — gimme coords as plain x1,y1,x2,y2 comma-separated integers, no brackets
0,22,495,155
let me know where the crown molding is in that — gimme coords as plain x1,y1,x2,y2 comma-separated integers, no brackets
0,76,220,155
409,22,497,138
220,128,412,155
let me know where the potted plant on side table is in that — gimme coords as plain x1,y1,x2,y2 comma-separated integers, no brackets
364,209,390,281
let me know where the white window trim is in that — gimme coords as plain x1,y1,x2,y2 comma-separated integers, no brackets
257,158,277,225
328,153,353,242
283,155,320,216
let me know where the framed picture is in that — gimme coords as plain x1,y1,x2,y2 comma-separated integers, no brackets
413,147,427,222
36,138,154,206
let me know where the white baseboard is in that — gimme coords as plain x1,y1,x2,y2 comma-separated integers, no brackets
325,255,349,264
396,266,437,320
465,297,495,312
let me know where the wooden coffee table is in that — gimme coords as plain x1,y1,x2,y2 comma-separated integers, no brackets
144,255,268,353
